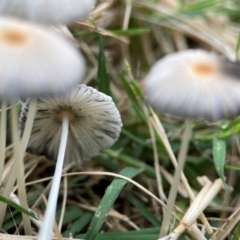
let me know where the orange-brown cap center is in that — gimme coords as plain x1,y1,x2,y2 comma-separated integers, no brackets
57,109,75,122
1,30,29,46
192,63,215,77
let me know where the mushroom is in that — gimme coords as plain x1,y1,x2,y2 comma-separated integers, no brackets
19,84,122,164
0,17,86,233
0,17,85,99
143,49,240,122
0,0,96,24
19,84,122,240
142,49,240,237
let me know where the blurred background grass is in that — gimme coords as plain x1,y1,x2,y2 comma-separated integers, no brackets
3,0,240,239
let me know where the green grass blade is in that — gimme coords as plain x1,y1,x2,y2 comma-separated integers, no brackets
110,28,150,36
85,167,143,240
232,221,240,240
88,19,111,97
236,32,240,62
0,195,35,219
121,128,153,148
225,165,240,171
88,233,158,240
78,227,160,240
125,192,160,227
119,73,146,122
95,155,119,171
78,227,191,240
212,135,228,204
56,206,84,225
97,34,112,97
63,211,93,237
180,0,217,14
3,212,22,231
212,136,226,185
104,149,156,178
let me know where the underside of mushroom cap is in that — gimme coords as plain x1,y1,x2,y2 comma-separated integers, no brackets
143,49,240,122
0,0,96,24
0,17,85,99
19,84,122,164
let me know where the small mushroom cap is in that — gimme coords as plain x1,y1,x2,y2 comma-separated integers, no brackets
143,49,240,122
19,84,122,164
0,0,96,24
0,17,85,99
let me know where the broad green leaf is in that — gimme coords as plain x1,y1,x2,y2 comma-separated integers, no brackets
85,167,142,240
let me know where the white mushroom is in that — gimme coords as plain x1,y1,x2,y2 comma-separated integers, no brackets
0,17,86,99
143,49,240,122
0,17,87,231
0,0,96,24
19,84,122,240
19,84,122,164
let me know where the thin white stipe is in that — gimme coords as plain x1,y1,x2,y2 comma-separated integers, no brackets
38,116,69,240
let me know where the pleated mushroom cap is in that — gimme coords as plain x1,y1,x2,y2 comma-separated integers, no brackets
0,0,96,24
143,49,240,122
0,17,85,99
19,85,122,164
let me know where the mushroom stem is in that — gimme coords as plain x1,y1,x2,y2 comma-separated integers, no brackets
159,120,192,238
0,100,37,230
0,101,7,185
38,115,69,240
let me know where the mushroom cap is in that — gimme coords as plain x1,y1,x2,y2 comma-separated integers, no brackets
0,17,85,99
19,84,122,164
143,49,240,122
0,0,96,24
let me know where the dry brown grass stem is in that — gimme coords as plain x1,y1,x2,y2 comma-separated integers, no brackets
149,108,215,237
0,235,81,240
159,120,192,237
25,171,168,211
215,206,240,239
133,1,236,60
165,178,223,240
9,105,31,235
144,105,166,203
75,22,129,44
0,101,7,187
